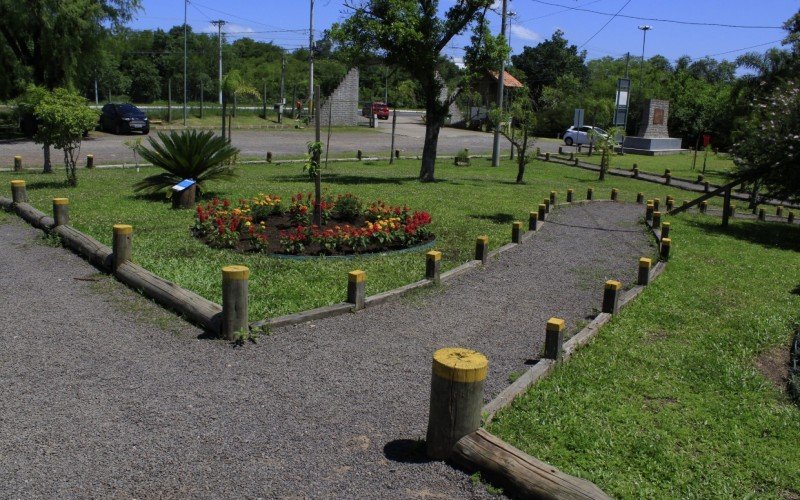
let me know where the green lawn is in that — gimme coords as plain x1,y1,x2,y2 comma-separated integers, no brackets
489,214,800,497
1,158,737,320
574,150,736,186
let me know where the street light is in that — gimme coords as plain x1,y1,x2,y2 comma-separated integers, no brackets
637,25,652,98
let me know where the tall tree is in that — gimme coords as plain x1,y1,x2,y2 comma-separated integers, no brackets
511,30,588,104
332,0,494,181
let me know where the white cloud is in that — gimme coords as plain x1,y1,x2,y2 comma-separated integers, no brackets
451,56,465,69
509,24,542,42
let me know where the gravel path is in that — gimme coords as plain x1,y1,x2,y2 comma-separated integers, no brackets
0,202,654,498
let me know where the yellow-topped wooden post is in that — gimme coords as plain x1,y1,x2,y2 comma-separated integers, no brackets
475,236,488,264
758,208,766,221
586,187,593,200
86,154,94,169
112,224,133,270
636,192,644,204
543,198,551,214
529,211,539,231
10,179,27,203
665,173,672,185
638,257,652,286
652,211,662,229
544,317,565,361
222,265,250,340
660,237,672,261
567,188,574,203
645,202,654,222
776,206,784,217
699,200,708,214
511,221,523,244
537,203,547,222
53,198,69,226
426,250,442,283
602,279,622,314
611,188,618,201
661,221,671,239
426,347,488,460
13,155,22,172
789,211,795,224
632,166,639,178
549,191,557,206
347,270,366,310
653,198,660,211
666,198,674,211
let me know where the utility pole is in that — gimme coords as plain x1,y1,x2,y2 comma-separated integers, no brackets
491,0,508,167
279,53,286,124
308,0,315,118
183,0,188,126
638,25,651,100
212,20,226,105
384,69,388,103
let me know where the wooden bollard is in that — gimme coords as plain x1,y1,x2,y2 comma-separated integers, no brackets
758,208,766,221
266,151,273,163
666,199,674,211
661,221,671,239
777,206,783,217
512,221,523,243
13,155,22,172
86,154,94,169
653,198,660,211
543,198,551,214
682,200,689,208
529,212,539,231
697,174,704,183
704,181,710,193
637,257,651,286
544,318,565,361
586,187,593,200
665,173,671,185
700,201,708,213
426,251,441,283
112,224,132,270
52,198,69,226
549,191,557,206
566,189,573,203
664,169,671,177
645,202,654,222
347,270,366,310
475,236,488,264
537,204,546,222
728,204,736,218
574,157,579,166
395,149,400,159
611,188,618,201
601,280,621,315
660,238,671,261
10,179,27,203
426,347,488,460
558,146,563,155
652,211,661,229
545,152,550,161
357,149,363,160
632,167,639,178
221,265,250,340
636,192,644,204
788,211,795,224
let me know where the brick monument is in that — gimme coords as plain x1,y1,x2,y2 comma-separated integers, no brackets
622,99,684,155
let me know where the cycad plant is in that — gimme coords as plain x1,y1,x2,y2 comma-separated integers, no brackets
133,129,239,196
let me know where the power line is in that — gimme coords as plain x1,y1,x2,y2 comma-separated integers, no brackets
579,0,633,49
529,0,785,29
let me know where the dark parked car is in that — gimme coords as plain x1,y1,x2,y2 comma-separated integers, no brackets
99,103,149,135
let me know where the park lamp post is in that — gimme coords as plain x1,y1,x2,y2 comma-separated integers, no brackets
637,25,652,98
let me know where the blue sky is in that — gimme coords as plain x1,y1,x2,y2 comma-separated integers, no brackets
130,0,798,66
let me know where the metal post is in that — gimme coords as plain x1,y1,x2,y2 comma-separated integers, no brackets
183,0,188,126
279,53,286,124
389,109,397,164
212,20,226,105
491,0,508,167
308,0,315,117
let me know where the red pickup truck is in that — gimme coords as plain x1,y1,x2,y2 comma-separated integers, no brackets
362,102,390,120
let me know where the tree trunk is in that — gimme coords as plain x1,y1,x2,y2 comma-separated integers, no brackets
692,135,700,170
599,149,607,181
64,150,77,187
42,143,52,173
515,130,528,184
420,113,444,182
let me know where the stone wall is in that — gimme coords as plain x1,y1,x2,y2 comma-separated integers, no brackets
319,68,360,127
638,98,670,138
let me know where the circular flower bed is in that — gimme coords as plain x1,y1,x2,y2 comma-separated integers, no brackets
193,192,434,256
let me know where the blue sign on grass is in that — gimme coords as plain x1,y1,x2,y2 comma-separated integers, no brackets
172,178,196,192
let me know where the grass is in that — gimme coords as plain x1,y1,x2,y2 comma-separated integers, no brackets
488,214,800,497
573,150,736,186
0,158,743,320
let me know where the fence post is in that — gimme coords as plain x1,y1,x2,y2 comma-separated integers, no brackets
586,187,593,200
544,318,565,361
112,224,132,270
529,212,538,231
636,192,644,204
549,191,557,206
567,189,573,203
661,221,671,239
660,238,671,261
221,265,250,340
426,250,441,283
86,155,94,169
512,221,523,243
652,211,661,229
475,236,488,264
10,180,27,203
645,202,654,222
700,201,708,214
638,257,651,286
602,280,621,314
347,270,366,311
426,347,488,460
53,198,69,226
538,204,547,222
653,198,660,211
14,155,22,172
611,188,618,201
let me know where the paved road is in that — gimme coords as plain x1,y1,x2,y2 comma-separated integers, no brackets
0,202,652,497
1,114,562,167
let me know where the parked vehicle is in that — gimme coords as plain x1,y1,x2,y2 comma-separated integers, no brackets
362,102,390,120
563,125,607,146
99,103,150,135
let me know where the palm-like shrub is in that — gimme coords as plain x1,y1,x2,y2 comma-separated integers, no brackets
133,129,239,195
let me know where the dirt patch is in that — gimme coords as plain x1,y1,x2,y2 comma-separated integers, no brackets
755,344,791,393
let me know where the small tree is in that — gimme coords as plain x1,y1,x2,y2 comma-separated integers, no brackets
221,70,260,142
490,89,537,183
590,126,624,181
34,88,98,186
15,85,53,173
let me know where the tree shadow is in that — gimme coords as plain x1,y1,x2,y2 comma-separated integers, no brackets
687,218,800,252
26,178,69,190
469,212,515,224
269,173,448,186
383,439,431,464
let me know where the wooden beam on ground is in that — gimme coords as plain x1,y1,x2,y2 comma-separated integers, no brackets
667,177,744,216
451,429,611,500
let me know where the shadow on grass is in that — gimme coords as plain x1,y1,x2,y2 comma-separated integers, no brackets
269,173,448,186
470,212,515,224
383,439,431,464
689,217,800,252
26,178,69,190
129,190,225,203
